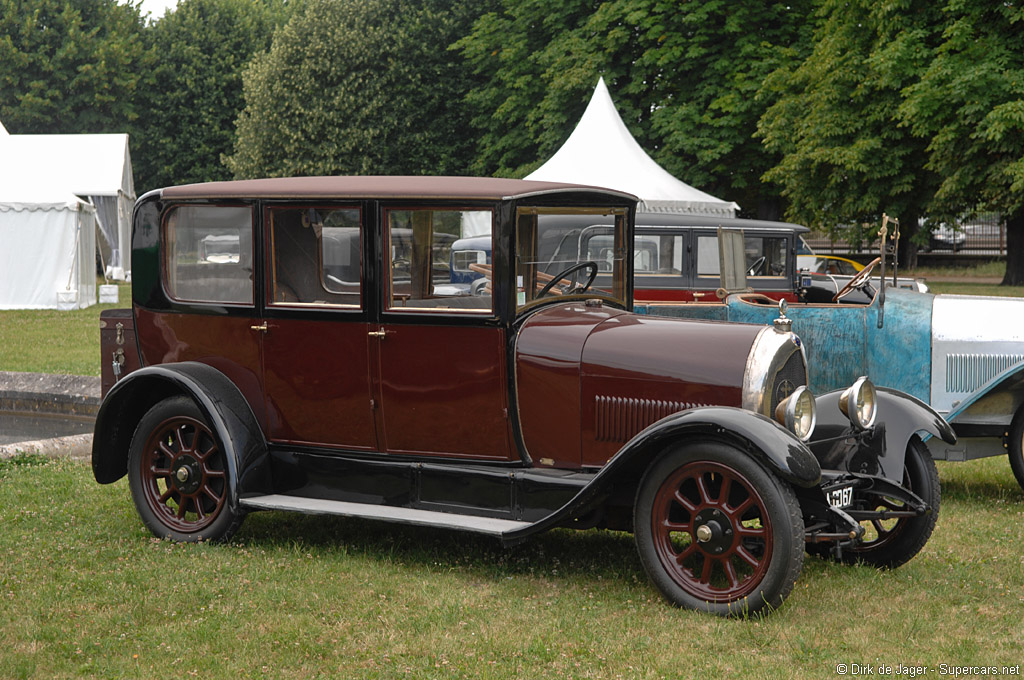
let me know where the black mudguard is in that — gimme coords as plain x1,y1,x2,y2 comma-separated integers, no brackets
91,362,270,512
809,387,956,482
502,406,821,545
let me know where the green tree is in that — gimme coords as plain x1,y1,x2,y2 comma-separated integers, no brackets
632,0,813,219
225,0,492,178
899,2,1024,285
454,0,629,179
0,0,146,133
456,0,812,218
131,0,291,192
757,0,944,267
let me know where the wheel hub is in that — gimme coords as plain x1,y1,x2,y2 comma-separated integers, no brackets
693,508,735,555
170,455,202,494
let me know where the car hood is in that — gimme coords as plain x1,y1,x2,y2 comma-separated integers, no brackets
580,313,757,393
515,302,763,468
931,294,1024,412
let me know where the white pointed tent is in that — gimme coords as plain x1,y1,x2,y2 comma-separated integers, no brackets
0,128,135,280
526,78,738,218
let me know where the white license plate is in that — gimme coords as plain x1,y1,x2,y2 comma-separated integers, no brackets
827,485,854,508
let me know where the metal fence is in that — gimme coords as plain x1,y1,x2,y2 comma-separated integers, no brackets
804,213,1006,255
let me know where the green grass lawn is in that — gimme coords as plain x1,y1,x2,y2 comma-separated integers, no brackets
2,268,1023,677
0,281,130,377
1,454,1021,679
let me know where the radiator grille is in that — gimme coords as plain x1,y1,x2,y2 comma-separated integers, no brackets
594,396,705,443
945,353,1024,394
770,351,808,416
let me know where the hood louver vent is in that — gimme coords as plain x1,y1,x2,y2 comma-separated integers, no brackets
595,396,705,443
945,353,1024,394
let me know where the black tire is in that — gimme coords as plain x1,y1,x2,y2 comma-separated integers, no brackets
633,441,804,617
833,436,939,568
1007,407,1024,492
127,395,244,542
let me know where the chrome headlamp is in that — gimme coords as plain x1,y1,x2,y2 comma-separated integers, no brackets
774,386,816,442
839,376,877,430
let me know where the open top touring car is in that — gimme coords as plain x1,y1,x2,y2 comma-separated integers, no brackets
94,176,954,616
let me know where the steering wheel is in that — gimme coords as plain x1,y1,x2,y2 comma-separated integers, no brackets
833,257,881,302
747,256,767,276
537,261,599,298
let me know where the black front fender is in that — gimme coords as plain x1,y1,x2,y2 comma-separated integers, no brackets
501,406,821,545
616,406,823,488
809,387,956,482
91,362,270,510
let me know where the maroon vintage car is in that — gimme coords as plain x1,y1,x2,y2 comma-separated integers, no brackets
93,176,954,616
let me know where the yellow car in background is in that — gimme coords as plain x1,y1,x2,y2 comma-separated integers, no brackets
797,253,864,276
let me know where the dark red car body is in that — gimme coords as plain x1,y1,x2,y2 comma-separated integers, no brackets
92,176,954,616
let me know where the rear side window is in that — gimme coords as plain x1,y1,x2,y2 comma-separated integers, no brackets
164,205,253,304
268,206,362,307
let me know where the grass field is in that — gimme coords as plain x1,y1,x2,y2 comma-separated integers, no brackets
0,281,130,377
2,265,1023,678
0,454,1021,679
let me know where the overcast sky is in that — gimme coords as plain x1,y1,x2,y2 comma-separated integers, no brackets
135,0,180,20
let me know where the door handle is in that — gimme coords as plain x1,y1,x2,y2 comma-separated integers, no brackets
251,323,269,332
368,330,387,338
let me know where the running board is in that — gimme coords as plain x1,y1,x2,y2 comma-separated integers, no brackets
239,494,532,536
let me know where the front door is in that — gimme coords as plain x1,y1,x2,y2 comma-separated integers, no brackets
374,207,513,460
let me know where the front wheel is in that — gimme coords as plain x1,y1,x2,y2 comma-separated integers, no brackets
633,442,804,617
831,436,939,568
127,395,244,542
1006,408,1024,492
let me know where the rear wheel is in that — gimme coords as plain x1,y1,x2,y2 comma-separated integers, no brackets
634,442,804,616
128,396,244,542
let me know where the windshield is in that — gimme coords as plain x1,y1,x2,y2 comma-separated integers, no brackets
514,207,629,311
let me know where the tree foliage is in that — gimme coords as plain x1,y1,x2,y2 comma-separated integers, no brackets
456,0,812,217
898,1,1024,284
0,0,146,134
226,0,492,178
757,0,944,262
131,0,290,192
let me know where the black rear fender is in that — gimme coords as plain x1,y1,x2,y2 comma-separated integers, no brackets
91,362,269,506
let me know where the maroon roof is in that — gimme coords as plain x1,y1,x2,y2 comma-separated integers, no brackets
160,176,637,203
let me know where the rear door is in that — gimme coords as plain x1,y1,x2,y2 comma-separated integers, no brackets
259,204,378,451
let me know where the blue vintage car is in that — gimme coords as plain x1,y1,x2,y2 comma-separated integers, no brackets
636,234,1024,492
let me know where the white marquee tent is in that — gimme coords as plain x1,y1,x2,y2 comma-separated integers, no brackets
0,125,135,280
526,78,739,218
0,183,98,310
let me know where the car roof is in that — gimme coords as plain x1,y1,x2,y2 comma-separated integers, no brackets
159,176,638,203
634,213,810,234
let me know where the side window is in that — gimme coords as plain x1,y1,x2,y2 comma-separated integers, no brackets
746,236,788,278
632,234,683,275
696,235,721,277
165,205,253,304
268,206,361,307
697,232,789,282
386,209,493,312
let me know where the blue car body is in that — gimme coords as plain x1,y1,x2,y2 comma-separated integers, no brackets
637,286,1024,471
